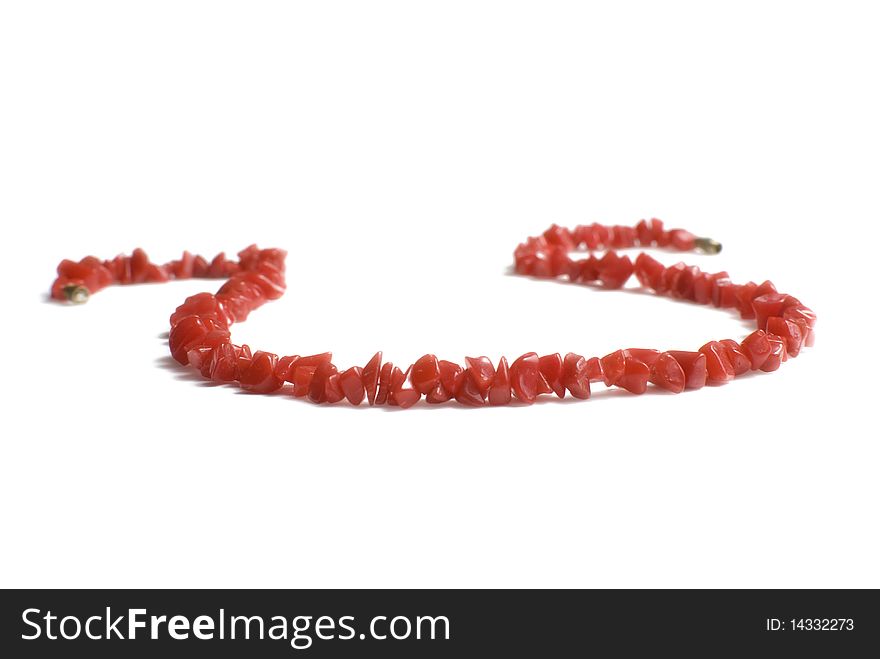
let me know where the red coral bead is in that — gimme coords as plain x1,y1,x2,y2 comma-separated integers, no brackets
625,348,660,366
766,316,804,357
600,349,627,386
308,361,338,403
325,373,345,403
376,362,394,405
209,343,239,382
649,352,686,393
488,357,512,406
168,316,225,365
187,347,214,378
753,280,777,298
699,341,735,384
572,255,601,283
783,305,817,329
240,351,284,393
585,357,603,382
735,281,758,319
538,353,565,398
292,365,316,397
673,265,700,300
616,357,650,394
719,340,751,376
669,228,696,250
667,351,708,389
561,353,591,400
761,335,787,372
438,360,463,396
363,352,382,405
634,253,665,290
426,360,462,404
740,330,771,370
752,293,799,331
390,366,421,409
339,367,365,405
411,354,440,395
454,368,487,406
464,356,495,397
635,219,653,246
509,352,549,404
598,252,634,289
275,355,300,382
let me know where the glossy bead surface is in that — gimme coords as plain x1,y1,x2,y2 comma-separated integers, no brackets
699,341,735,384
649,352,686,393
412,354,440,395
616,357,650,394
561,353,591,399
538,353,565,398
488,357,512,406
760,335,787,372
363,352,382,405
509,353,547,404
240,351,284,393
667,351,707,389
339,367,365,405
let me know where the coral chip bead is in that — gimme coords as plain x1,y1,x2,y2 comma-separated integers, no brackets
308,362,338,403
393,387,421,409
766,316,804,357
376,362,394,405
649,352,686,393
390,366,421,409
561,353,591,400
634,253,665,290
761,335,787,372
168,316,230,365
699,341,735,384
784,305,817,329
275,355,300,382
325,374,345,404
464,356,495,396
454,369,487,406
600,349,627,387
509,352,546,404
187,347,214,378
669,228,696,251
239,351,284,393
667,351,707,389
363,352,382,405
339,367,365,405
411,354,440,395
597,252,634,289
488,357,513,405
616,357,650,394
752,293,799,331
585,357,603,382
426,360,461,404
740,330,771,370
538,353,565,398
292,365,316,397
625,348,660,366
719,340,751,376
209,343,239,382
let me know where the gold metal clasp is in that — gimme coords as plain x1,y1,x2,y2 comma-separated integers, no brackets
62,284,90,304
695,237,722,254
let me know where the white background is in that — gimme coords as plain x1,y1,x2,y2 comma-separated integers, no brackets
1,1,877,588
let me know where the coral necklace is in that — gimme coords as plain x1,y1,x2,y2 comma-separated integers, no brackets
50,219,815,409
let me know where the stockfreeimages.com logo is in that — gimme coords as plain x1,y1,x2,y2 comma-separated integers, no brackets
22,608,450,650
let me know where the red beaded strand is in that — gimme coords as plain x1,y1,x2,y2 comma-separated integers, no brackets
49,219,816,408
